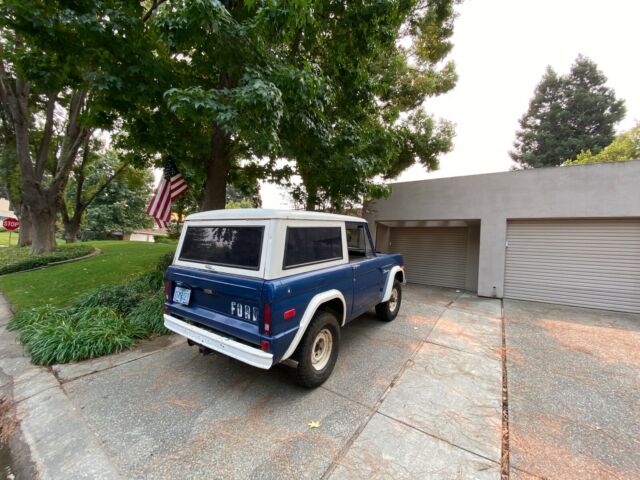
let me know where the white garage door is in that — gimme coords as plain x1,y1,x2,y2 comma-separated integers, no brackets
390,227,468,289
504,219,640,313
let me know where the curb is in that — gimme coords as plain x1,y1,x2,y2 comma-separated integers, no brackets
2,247,102,275
0,292,121,479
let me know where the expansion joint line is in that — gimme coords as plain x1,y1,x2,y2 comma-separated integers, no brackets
500,299,510,479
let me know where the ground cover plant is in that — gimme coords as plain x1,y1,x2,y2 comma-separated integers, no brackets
0,243,95,275
7,251,174,365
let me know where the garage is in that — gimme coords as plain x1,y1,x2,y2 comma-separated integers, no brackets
504,219,640,313
389,227,469,289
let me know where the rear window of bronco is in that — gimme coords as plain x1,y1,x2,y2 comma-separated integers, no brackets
179,226,264,269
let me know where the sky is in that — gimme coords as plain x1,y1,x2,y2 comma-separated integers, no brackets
261,0,640,208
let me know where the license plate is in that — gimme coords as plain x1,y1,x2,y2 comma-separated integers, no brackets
173,286,191,305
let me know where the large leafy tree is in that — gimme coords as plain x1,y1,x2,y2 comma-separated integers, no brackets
82,166,153,238
0,0,159,253
61,143,149,243
511,55,626,169
0,108,29,244
274,1,457,210
565,123,640,165
142,0,458,212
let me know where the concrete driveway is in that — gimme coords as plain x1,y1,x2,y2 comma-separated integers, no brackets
52,285,504,479
9,286,638,479
504,300,640,479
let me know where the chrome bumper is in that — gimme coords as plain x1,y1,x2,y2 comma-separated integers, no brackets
164,314,273,369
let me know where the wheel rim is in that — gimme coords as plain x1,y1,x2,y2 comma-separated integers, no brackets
311,328,333,371
389,287,399,312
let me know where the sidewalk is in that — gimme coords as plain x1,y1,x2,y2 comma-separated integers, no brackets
0,291,119,480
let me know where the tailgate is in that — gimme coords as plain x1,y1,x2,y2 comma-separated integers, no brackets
165,265,265,345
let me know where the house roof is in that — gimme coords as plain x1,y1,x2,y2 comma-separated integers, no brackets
186,208,366,223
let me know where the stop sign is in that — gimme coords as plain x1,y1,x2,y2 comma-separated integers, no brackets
2,218,19,231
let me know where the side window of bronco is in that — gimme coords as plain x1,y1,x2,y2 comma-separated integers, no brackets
346,223,373,260
283,227,343,269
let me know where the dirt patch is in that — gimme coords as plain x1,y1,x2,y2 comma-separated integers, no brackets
537,319,640,368
0,396,17,445
165,394,198,411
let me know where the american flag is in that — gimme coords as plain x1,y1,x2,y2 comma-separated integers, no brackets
146,160,189,228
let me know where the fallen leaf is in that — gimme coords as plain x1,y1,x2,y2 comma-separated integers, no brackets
308,421,321,429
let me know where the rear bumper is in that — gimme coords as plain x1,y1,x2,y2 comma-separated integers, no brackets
164,314,274,370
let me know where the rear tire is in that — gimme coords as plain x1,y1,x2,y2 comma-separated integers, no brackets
295,311,340,388
376,280,402,322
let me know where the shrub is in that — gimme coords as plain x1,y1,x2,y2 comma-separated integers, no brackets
12,306,138,365
166,222,182,240
128,292,168,335
8,251,173,365
0,244,95,275
73,284,143,315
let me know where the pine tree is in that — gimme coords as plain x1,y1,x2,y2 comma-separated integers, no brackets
511,56,626,168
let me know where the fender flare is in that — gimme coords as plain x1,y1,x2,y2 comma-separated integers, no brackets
281,289,346,361
381,266,405,302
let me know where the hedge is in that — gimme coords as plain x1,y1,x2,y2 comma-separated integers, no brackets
0,244,95,275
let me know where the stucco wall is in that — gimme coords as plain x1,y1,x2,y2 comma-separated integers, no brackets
365,161,640,297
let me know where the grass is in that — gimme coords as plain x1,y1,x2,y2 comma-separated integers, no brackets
0,231,18,247
0,231,64,247
0,243,94,275
0,240,175,311
5,245,175,366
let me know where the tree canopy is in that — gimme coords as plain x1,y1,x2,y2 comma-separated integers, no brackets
511,55,626,169
1,0,461,253
136,0,459,211
82,163,153,238
0,0,158,252
565,123,640,165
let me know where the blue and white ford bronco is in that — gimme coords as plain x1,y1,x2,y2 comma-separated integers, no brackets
163,209,405,388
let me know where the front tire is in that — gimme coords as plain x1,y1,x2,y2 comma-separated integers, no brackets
295,311,340,388
376,280,402,322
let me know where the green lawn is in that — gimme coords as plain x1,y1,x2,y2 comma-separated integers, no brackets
0,230,18,246
0,231,65,247
0,240,175,311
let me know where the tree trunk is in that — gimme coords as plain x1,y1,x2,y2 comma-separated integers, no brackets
17,204,32,247
300,169,318,211
1,81,86,255
63,220,81,243
200,127,231,211
305,186,318,211
29,205,57,254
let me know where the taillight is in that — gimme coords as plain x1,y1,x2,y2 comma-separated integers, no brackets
163,281,171,314
260,340,270,352
164,280,171,301
263,303,272,334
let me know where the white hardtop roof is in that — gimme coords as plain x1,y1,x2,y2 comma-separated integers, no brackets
186,208,366,223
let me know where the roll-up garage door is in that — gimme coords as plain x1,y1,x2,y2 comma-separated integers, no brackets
504,219,640,313
390,227,468,289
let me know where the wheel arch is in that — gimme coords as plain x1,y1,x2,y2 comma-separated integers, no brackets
280,290,346,362
381,265,405,302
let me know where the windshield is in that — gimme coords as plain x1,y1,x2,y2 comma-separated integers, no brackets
179,226,264,270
